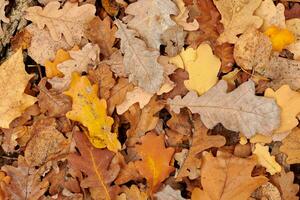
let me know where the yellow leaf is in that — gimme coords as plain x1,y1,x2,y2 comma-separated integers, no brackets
45,49,70,78
169,44,220,95
0,49,37,128
64,72,121,152
265,26,295,51
265,85,300,133
253,143,281,175
250,134,272,144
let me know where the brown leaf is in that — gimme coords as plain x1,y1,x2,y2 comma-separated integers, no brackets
115,155,142,185
280,128,300,164
2,126,30,153
167,110,192,136
176,117,225,180
38,78,72,117
85,16,117,58
25,118,70,167
11,29,32,51
102,50,126,77
285,3,300,20
161,26,187,57
67,132,120,200
214,43,234,73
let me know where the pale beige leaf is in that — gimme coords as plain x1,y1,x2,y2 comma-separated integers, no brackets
213,0,263,43
280,128,300,164
25,1,96,46
168,80,280,138
155,185,186,200
125,0,178,49
0,0,9,35
115,20,164,93
286,19,300,60
161,26,186,57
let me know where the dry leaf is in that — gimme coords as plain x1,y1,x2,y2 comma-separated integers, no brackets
161,26,186,57
67,132,120,200
168,80,280,138
280,128,300,164
64,72,121,152
214,43,234,73
155,185,186,200
125,0,178,49
167,110,192,136
286,19,300,60
49,43,100,91
252,143,281,175
0,0,9,35
213,0,263,43
250,182,282,200
2,126,29,153
115,161,141,185
11,29,32,51
117,185,148,200
101,0,119,16
191,152,268,200
285,3,300,20
176,117,226,180
115,19,164,93
0,49,37,128
135,132,175,193
45,49,70,78
85,16,117,58
103,50,126,77
264,26,295,52
25,1,96,46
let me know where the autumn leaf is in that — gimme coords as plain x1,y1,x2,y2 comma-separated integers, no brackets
191,152,268,200
168,80,280,138
0,49,37,128
285,3,300,20
286,19,300,60
134,132,175,193
45,49,70,78
64,72,121,152
11,29,32,51
155,185,186,200
25,1,96,46
264,26,295,51
0,0,9,35
67,132,120,200
117,185,148,200
280,128,300,164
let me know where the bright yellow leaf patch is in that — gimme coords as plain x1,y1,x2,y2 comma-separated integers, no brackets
265,26,295,51
45,49,70,78
169,44,221,95
64,72,121,152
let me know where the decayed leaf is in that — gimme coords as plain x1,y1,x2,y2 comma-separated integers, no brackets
213,0,263,43
135,132,175,193
0,0,9,35
161,26,186,57
176,117,225,180
25,118,70,167
67,132,120,200
265,85,300,134
254,0,286,31
115,19,164,93
252,143,281,175
64,72,121,152
155,185,186,200
25,1,96,46
26,24,71,65
280,128,300,164
49,43,100,91
125,0,178,49
251,182,282,200
45,49,70,78
0,49,37,129
234,28,272,70
168,80,280,138
271,170,299,200
85,16,117,58
170,43,220,95
192,152,268,200
172,0,199,31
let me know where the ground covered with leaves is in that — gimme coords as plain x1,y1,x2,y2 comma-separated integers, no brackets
0,0,300,199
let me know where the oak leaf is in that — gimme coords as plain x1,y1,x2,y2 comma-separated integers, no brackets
170,43,220,95
161,26,186,57
25,1,96,46
103,50,127,77
252,143,281,175
176,117,226,180
168,80,280,138
125,0,178,50
117,185,148,200
280,128,300,164
285,3,300,20
213,0,263,43
214,43,234,73
85,16,117,58
0,49,37,128
191,152,268,200
0,0,9,35
155,185,186,200
134,132,175,193
45,49,70,78
11,29,32,51
265,85,300,134
286,19,300,60
64,72,121,152
67,132,120,200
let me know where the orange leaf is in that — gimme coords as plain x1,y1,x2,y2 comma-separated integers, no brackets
134,132,175,193
45,49,70,78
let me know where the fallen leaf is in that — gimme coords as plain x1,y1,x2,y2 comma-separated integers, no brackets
213,0,263,43
49,43,100,91
265,85,300,134
117,185,148,200
168,80,280,138
101,0,119,16
115,161,142,185
45,49,70,78
161,26,186,57
280,128,300,164
135,132,175,193
285,3,300,20
125,0,178,49
115,19,164,93
250,182,282,200
1,126,29,153
167,110,192,136
286,19,300,60
64,72,121,152
170,43,220,95
252,143,281,175
11,29,32,51
214,43,234,73
0,49,37,128
85,16,117,58
25,1,96,46
176,117,225,180
0,0,9,35
103,50,127,77
155,185,186,200
191,152,268,200
67,132,120,200
264,26,295,51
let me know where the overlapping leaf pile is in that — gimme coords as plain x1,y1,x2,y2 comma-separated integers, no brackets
0,0,300,199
